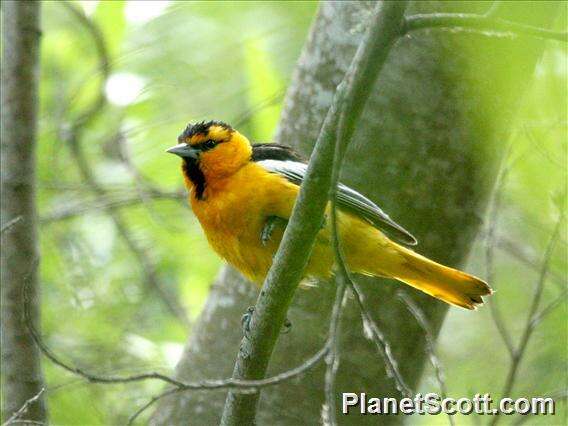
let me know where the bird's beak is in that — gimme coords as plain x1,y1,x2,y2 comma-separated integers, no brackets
166,143,199,159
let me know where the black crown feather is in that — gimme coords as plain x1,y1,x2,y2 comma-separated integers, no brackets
178,120,233,142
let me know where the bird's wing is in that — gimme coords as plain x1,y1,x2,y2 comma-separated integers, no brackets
255,157,418,246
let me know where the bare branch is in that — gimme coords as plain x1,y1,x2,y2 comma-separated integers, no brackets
58,2,190,327
40,189,184,224
322,281,347,426
485,153,516,357
398,292,454,426
0,215,22,234
1,389,45,426
491,208,565,426
60,2,110,129
220,3,410,425
128,279,350,425
530,288,567,328
24,272,328,393
404,13,567,42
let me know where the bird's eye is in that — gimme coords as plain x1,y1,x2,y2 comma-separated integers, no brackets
203,139,217,150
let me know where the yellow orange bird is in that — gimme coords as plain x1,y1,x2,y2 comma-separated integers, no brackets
167,121,492,309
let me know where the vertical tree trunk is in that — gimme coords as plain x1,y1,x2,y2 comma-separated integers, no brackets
152,1,559,424
1,1,46,423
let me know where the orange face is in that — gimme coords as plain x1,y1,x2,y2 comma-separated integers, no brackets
167,121,252,180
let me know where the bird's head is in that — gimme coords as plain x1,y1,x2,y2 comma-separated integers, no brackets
167,120,252,188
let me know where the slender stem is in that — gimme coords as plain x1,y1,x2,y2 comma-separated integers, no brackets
485,156,515,357
404,13,567,42
0,215,22,234
398,292,453,426
491,210,565,426
323,280,347,426
40,190,185,223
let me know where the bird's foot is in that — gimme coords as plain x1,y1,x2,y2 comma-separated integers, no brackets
261,216,288,246
241,306,255,337
282,317,292,334
321,213,328,230
240,306,292,336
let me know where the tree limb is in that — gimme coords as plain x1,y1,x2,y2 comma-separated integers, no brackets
220,3,409,425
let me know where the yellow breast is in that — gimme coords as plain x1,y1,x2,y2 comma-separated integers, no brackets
190,162,296,283
189,161,383,285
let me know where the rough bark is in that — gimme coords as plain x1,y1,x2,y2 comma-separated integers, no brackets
152,1,559,425
1,1,46,423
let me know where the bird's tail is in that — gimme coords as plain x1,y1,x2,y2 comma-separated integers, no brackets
378,244,492,310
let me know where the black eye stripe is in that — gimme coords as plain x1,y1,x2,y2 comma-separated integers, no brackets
195,139,222,151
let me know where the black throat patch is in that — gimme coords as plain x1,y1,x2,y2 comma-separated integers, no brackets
182,158,206,200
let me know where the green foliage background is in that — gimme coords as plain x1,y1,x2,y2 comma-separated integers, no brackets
34,1,565,424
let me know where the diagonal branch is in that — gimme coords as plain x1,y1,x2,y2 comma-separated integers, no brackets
398,291,454,426
491,207,565,426
220,3,410,425
403,13,567,42
485,153,516,357
1,388,45,426
325,109,412,422
0,215,22,234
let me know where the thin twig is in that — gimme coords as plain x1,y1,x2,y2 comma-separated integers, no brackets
349,282,413,398
512,389,567,426
128,284,352,425
322,280,347,426
321,107,351,426
491,209,565,426
403,13,567,42
25,257,328,422
128,387,182,425
60,2,110,129
530,288,567,328
1,388,45,426
59,2,190,327
485,151,515,357
24,274,329,392
328,113,413,396
40,190,185,224
0,215,22,234
494,234,565,289
397,292,454,426
328,143,411,399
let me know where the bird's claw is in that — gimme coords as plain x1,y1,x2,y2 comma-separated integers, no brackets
261,216,287,246
282,318,292,334
321,214,328,230
241,306,256,337
241,306,292,336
